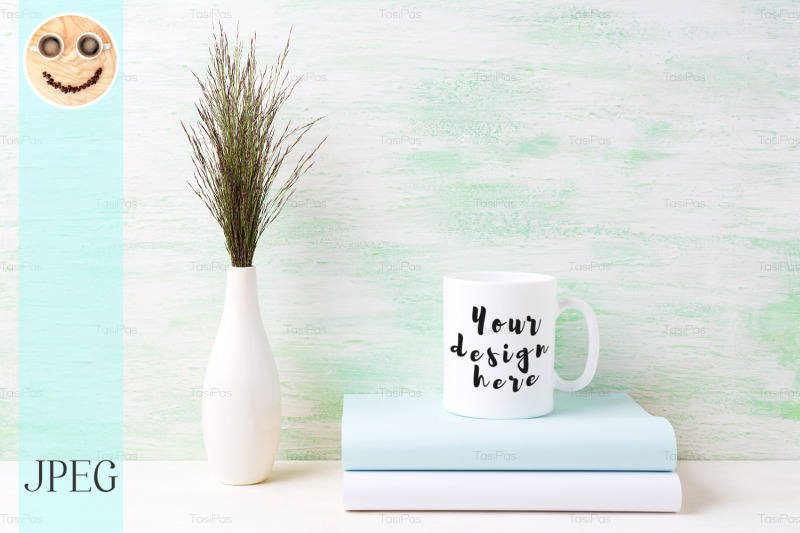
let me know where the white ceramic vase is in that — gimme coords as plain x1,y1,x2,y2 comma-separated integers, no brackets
202,266,282,485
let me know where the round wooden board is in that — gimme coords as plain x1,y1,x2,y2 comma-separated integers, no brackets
24,14,118,107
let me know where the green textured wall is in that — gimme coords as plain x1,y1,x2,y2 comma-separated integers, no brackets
1,0,798,460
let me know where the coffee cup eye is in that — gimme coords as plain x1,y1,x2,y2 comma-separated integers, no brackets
41,36,62,57
36,33,63,60
77,33,103,59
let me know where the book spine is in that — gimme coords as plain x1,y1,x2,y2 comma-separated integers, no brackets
344,471,682,512
343,419,677,471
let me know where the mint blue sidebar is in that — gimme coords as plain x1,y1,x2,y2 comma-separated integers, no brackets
19,3,123,532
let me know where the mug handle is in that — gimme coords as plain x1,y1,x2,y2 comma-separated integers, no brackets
29,46,38,52
103,43,111,50
553,298,599,392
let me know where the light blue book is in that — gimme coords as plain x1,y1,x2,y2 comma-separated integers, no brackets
342,393,677,472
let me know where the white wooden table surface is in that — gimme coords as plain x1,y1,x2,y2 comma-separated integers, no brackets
1,460,799,532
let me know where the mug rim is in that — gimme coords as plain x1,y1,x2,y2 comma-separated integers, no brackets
444,271,555,284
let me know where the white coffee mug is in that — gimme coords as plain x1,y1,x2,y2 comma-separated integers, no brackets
29,33,64,61
443,272,599,419
76,32,111,60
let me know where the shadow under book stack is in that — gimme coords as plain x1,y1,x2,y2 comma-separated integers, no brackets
341,393,681,512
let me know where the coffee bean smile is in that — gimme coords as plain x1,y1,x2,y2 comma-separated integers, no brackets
42,68,102,94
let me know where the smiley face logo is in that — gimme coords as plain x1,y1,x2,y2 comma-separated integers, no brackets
24,14,118,108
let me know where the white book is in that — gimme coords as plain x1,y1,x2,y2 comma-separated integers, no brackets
344,471,681,512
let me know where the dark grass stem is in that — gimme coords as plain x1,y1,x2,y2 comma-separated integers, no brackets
183,26,324,267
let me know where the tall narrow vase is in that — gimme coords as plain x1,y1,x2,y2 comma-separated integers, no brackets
202,266,282,485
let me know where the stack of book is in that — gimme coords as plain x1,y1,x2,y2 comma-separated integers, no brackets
342,392,681,512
